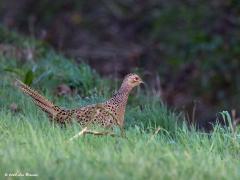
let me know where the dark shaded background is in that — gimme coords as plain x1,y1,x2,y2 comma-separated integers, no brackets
1,0,240,129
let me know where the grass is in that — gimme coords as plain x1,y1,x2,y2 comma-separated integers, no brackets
0,103,240,179
0,27,240,179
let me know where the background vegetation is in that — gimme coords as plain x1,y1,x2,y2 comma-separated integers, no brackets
0,27,240,180
1,0,240,127
0,1,240,179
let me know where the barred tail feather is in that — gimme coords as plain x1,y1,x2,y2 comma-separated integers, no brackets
15,80,60,118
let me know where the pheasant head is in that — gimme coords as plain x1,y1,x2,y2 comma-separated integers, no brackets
120,73,144,92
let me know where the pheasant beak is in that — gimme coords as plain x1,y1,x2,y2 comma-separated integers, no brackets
140,80,144,84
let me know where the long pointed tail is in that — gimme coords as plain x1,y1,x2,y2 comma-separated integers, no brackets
15,80,61,118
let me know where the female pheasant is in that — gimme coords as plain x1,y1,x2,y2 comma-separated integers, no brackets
16,73,143,128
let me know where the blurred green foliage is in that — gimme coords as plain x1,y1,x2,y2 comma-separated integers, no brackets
1,0,240,121
0,26,107,97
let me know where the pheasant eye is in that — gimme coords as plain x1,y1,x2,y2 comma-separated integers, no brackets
134,77,139,81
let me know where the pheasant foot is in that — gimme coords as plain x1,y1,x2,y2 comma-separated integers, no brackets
68,127,117,141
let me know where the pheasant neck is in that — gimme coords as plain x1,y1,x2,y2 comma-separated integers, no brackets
110,84,132,105
107,84,132,126
118,83,132,95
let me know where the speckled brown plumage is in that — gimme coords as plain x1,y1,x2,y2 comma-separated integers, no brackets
16,73,143,128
